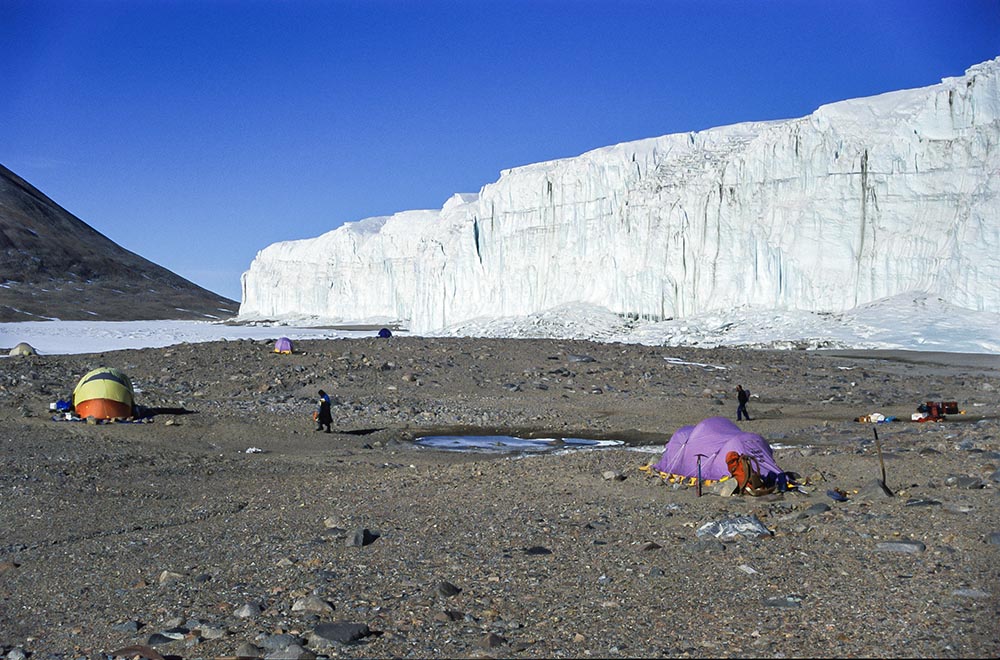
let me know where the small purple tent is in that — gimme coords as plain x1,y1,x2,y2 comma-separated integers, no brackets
651,417,783,482
273,337,293,354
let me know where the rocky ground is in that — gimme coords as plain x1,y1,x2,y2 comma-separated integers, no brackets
0,337,998,659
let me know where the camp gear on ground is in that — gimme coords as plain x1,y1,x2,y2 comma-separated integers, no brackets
726,451,775,496
378,328,392,338
274,337,293,354
72,367,135,420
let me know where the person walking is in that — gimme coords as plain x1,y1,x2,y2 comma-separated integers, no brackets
736,384,752,421
316,389,333,433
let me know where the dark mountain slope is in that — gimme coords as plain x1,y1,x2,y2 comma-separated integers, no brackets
0,163,237,321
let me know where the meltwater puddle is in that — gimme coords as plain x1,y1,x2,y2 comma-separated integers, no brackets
415,434,625,454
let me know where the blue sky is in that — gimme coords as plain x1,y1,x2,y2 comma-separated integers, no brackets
3,0,998,301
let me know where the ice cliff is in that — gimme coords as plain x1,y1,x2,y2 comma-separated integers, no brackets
240,58,1000,333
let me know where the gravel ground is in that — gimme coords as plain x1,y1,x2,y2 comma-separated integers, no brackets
1,337,998,659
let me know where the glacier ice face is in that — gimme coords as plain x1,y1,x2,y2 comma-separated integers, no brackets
240,58,1000,333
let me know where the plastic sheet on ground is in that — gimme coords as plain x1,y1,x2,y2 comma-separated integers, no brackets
695,515,773,540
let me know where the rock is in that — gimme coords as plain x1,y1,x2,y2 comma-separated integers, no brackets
264,642,315,659
685,539,727,553
481,632,507,648
436,580,462,597
147,632,179,646
711,479,738,497
524,545,552,555
292,595,334,614
601,470,626,481
798,502,831,518
904,498,942,507
954,476,984,489
197,625,226,640
157,570,184,585
309,622,373,645
235,641,264,657
8,342,36,357
260,634,304,651
951,588,991,599
234,602,262,618
6,648,28,660
107,646,165,660
876,539,926,553
110,620,143,633
763,595,804,608
987,531,1000,546
347,528,379,547
640,541,662,551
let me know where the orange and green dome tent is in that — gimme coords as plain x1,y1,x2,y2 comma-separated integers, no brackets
72,367,136,420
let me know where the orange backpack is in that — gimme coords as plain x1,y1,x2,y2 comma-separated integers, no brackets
725,451,774,496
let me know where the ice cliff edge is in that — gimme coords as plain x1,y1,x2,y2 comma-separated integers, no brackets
239,57,1000,333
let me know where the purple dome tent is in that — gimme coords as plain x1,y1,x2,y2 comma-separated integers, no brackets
273,337,293,354
651,417,783,483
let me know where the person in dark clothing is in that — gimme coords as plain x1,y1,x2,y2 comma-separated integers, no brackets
316,389,332,433
736,385,752,421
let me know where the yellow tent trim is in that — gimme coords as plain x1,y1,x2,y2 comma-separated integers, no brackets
638,462,731,487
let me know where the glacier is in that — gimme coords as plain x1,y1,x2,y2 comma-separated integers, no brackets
239,57,1000,334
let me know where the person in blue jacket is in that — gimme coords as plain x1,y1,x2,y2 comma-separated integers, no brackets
316,389,332,433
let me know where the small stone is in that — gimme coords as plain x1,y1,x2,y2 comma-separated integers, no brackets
347,528,379,547
876,539,926,554
763,595,804,609
236,641,263,657
640,541,662,551
234,602,262,618
481,632,507,648
987,531,1000,546
292,595,334,614
904,498,942,507
602,470,626,481
524,546,552,555
309,622,372,645
951,588,991,599
260,633,304,651
265,642,315,659
711,479,738,497
685,539,727,553
110,620,142,633
798,502,831,518
147,632,178,646
157,570,184,585
436,580,462,597
198,625,226,640
6,648,28,660
954,476,984,489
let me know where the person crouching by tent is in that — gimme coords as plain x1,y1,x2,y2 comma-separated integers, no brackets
316,390,332,433
736,385,752,421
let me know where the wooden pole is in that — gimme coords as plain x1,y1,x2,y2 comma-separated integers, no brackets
873,426,892,494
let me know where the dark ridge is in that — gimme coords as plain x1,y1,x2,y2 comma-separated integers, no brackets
0,163,238,322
